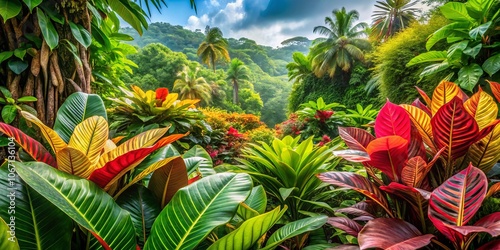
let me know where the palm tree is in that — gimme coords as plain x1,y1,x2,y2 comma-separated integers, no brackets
371,0,419,41
286,52,312,83
310,7,371,79
226,58,250,104
197,26,230,72
173,66,212,106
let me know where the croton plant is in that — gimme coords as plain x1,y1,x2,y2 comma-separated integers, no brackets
319,81,500,249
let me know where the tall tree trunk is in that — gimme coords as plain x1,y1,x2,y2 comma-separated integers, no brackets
0,1,92,126
233,80,239,104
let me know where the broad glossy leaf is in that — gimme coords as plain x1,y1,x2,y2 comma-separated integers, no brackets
488,80,500,103
446,212,500,237
407,124,426,159
0,164,72,249
36,9,59,50
183,145,215,176
401,104,435,151
0,0,21,21
57,146,93,178
69,21,91,48
116,185,161,248
317,172,392,216
483,53,500,76
333,150,370,162
89,134,184,190
208,206,286,250
22,0,42,11
338,127,375,152
432,97,479,161
108,0,145,35
327,217,363,237
440,2,473,22
358,218,434,250
237,185,267,220
375,101,411,141
7,59,28,74
469,21,491,39
147,157,188,207
458,63,483,92
0,217,19,250
406,51,447,66
0,123,56,167
97,127,169,168
68,116,108,164
263,215,327,250
366,136,408,182
13,162,137,249
401,156,429,187
464,89,497,130
428,164,488,241
427,22,470,50
431,81,460,116
1,105,16,124
466,123,500,173
54,92,107,143
144,173,252,250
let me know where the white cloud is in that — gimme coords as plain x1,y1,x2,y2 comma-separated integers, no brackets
210,0,220,7
186,14,210,31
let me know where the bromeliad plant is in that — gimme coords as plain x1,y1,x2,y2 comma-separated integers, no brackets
318,81,500,249
108,85,209,145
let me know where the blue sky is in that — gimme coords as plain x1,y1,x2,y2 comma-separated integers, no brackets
145,0,430,47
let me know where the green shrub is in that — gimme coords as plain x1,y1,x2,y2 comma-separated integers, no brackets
371,15,451,104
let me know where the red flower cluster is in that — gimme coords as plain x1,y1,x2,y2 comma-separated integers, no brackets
227,126,243,138
314,110,334,123
318,135,331,146
155,88,169,106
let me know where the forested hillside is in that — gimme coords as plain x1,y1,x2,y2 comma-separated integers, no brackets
120,23,311,126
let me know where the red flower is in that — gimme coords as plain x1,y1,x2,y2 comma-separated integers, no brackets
318,135,331,147
155,88,169,106
227,126,242,138
314,110,334,123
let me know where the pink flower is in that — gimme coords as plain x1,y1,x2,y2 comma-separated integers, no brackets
227,126,242,137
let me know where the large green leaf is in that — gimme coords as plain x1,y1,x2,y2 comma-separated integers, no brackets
469,21,491,39
0,0,21,21
116,184,161,248
7,59,28,74
36,9,59,50
108,0,146,35
426,22,470,50
483,53,500,76
13,162,137,249
420,61,450,78
0,163,72,249
183,145,215,176
406,51,447,67
1,105,17,124
0,217,19,250
457,63,483,91
263,215,328,250
440,2,473,22
208,206,286,250
237,185,267,220
0,51,13,64
53,92,107,143
144,173,252,250
22,0,42,12
69,21,92,48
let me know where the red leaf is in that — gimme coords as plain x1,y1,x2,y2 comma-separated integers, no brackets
431,96,479,161
478,240,500,250
473,212,500,237
375,100,411,141
0,122,57,167
401,147,444,188
412,98,431,116
338,127,375,152
188,175,200,184
358,218,434,250
333,150,370,162
317,172,393,217
336,207,374,219
366,136,408,182
90,231,111,250
407,123,426,159
327,217,363,237
380,182,428,216
428,164,488,242
415,86,432,107
488,80,500,103
88,134,185,189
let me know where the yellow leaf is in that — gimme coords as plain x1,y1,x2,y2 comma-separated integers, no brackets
21,111,67,153
131,85,146,99
147,157,188,207
431,81,460,116
111,136,125,145
401,104,435,151
103,139,116,154
466,123,500,173
464,89,498,130
68,116,108,164
57,146,93,178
